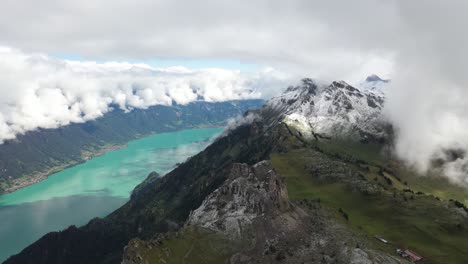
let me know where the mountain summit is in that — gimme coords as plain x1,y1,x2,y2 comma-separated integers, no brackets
267,78,388,142
365,74,389,83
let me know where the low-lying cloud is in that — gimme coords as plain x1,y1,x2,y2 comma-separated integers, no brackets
0,47,289,142
381,1,468,186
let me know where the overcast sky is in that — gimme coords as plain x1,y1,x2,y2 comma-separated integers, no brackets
0,0,398,79
1,0,468,185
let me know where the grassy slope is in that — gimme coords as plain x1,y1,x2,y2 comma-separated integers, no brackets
271,138,468,264
314,139,468,203
126,227,235,264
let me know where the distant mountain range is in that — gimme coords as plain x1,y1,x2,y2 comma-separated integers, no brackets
6,77,468,264
0,100,264,193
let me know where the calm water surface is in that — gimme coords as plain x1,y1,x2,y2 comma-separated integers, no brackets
0,128,222,261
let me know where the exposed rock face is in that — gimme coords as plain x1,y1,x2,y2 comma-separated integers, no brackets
267,79,388,142
186,161,289,238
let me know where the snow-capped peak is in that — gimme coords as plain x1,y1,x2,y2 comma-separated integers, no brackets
266,78,389,141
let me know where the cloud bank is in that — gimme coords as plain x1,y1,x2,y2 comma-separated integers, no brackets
0,0,394,82
381,1,468,186
0,47,289,142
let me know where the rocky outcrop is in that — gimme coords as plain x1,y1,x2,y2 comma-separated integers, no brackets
186,161,289,238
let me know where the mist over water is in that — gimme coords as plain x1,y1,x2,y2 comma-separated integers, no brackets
0,128,222,261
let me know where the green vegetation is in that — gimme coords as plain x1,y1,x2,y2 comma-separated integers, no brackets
312,138,468,204
272,147,468,264
313,138,386,166
396,166,468,205
125,227,236,264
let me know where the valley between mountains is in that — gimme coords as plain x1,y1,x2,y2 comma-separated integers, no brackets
0,100,263,194
6,78,468,264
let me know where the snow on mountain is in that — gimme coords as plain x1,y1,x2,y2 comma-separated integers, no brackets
266,77,389,141
360,74,389,96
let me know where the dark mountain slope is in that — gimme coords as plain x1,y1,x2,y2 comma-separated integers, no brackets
0,100,263,193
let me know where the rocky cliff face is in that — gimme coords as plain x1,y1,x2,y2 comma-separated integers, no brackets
186,161,289,238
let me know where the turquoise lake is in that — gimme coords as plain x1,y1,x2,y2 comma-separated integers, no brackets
0,127,222,262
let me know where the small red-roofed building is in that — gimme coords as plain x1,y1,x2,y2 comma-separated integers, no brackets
403,249,423,263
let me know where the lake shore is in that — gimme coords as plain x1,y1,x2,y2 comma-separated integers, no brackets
0,126,223,195
2,144,127,194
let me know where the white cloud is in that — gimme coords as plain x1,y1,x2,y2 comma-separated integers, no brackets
0,47,290,142
0,0,393,82
380,1,468,186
